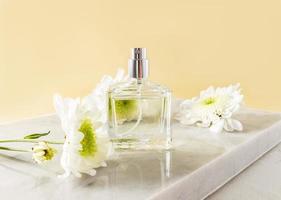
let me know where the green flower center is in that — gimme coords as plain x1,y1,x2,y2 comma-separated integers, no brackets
44,148,55,161
202,97,216,106
79,118,97,157
108,98,138,120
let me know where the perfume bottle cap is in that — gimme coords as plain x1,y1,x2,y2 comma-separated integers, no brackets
128,48,149,79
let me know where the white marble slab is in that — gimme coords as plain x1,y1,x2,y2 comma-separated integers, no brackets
0,108,280,200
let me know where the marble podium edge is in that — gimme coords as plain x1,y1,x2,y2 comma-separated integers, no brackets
149,117,281,200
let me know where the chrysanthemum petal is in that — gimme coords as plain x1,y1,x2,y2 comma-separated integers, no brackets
210,120,225,133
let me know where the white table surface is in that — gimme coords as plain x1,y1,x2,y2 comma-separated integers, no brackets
0,108,281,200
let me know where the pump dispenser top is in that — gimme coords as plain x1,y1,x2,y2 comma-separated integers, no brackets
128,48,149,80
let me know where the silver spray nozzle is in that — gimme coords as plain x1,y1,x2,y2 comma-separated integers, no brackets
128,48,149,79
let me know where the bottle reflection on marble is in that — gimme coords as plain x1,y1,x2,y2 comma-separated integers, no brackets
90,150,172,199
161,150,171,179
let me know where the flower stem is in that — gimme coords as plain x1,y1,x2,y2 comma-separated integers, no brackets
0,146,30,152
0,139,64,145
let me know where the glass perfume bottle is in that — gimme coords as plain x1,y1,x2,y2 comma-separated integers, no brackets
107,48,172,150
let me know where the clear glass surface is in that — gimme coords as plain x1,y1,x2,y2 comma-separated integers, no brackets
107,78,172,150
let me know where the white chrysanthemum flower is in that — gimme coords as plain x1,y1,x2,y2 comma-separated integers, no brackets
176,84,243,133
91,69,140,124
92,69,129,121
54,94,110,178
32,142,56,164
92,69,128,102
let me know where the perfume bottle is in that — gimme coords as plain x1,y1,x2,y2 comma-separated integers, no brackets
107,48,172,150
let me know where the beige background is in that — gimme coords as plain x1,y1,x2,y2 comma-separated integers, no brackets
0,0,281,122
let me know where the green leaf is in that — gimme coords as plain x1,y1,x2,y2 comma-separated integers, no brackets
0,146,12,151
23,131,51,139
